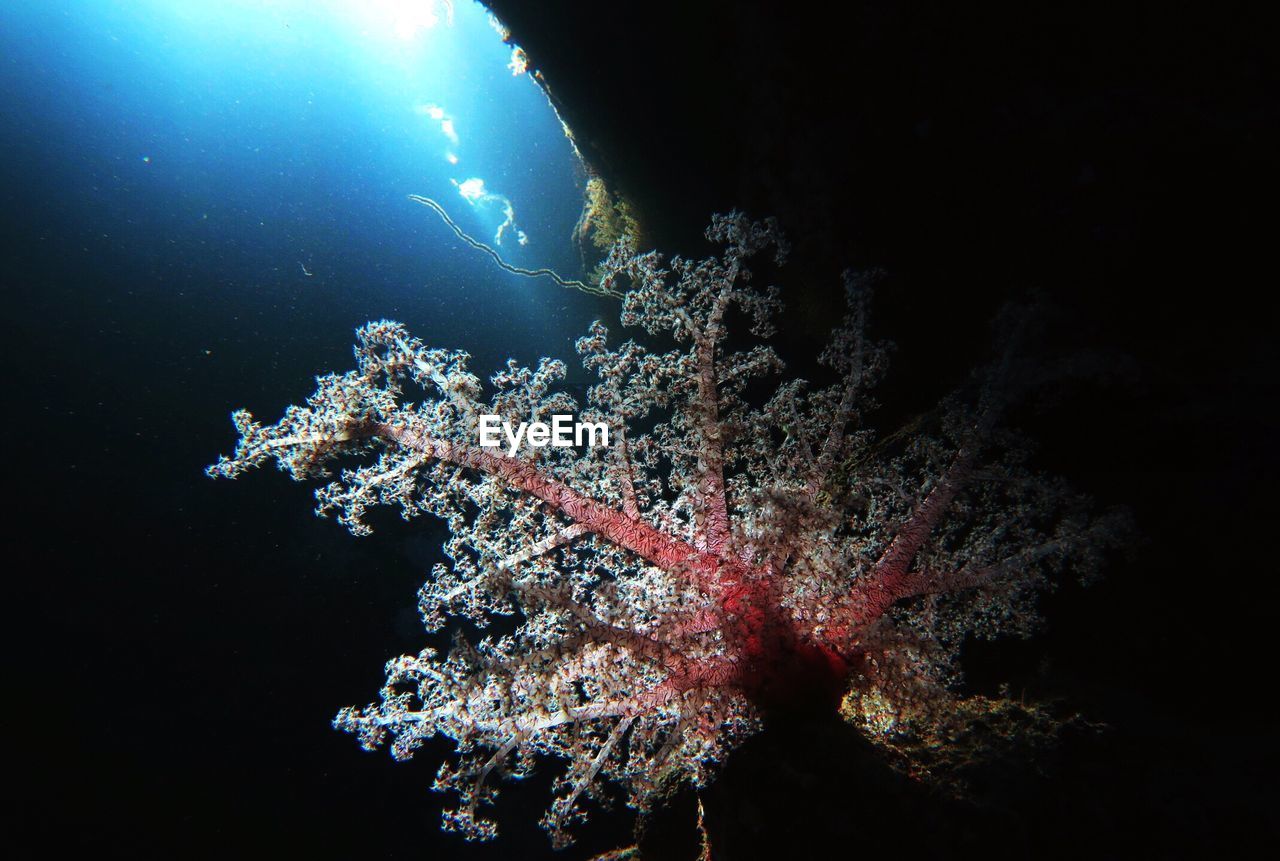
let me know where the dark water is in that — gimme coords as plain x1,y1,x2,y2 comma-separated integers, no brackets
4,2,620,856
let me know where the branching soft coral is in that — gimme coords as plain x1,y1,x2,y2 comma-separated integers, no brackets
208,213,1124,847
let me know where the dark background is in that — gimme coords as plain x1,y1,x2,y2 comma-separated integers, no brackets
9,1,1276,857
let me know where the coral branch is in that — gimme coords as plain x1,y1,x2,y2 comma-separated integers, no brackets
840,446,981,628
374,419,719,584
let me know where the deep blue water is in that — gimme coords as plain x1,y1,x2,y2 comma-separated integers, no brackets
2,3,622,856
